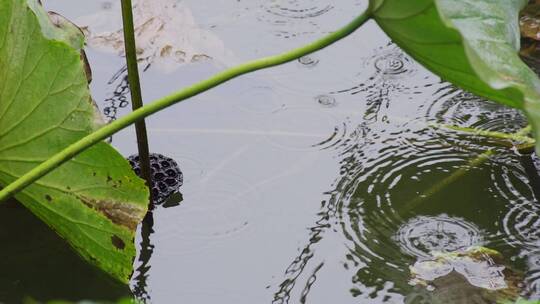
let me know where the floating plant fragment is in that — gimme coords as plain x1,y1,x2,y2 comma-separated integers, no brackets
75,0,234,71
521,3,540,41
409,247,523,303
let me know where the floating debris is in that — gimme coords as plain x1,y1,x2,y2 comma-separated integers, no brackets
408,246,524,304
76,0,234,71
521,3,540,41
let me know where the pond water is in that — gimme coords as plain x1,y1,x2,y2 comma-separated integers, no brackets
2,0,540,303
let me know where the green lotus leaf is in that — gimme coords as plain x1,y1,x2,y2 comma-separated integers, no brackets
372,0,540,149
0,0,149,282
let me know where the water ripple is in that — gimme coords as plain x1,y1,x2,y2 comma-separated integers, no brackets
262,1,334,19
396,215,483,259
427,88,527,135
256,1,333,38
258,107,347,151
332,44,418,96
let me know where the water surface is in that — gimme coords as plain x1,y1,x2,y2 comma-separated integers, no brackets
1,1,539,303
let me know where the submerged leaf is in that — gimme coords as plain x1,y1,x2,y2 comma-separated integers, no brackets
0,0,148,282
75,0,234,71
409,246,523,304
372,0,540,151
520,3,540,41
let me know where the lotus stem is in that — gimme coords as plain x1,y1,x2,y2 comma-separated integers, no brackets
121,0,153,204
0,7,373,202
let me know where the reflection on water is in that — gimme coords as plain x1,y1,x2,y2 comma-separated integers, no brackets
7,0,540,303
102,65,130,122
0,201,131,303
132,213,155,303
265,39,538,303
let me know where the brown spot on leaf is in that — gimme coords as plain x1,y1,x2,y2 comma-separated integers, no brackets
80,50,92,83
47,11,85,36
45,194,52,202
79,195,146,230
107,175,113,182
111,235,125,250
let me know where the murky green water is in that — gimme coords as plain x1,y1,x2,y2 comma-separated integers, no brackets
3,0,540,303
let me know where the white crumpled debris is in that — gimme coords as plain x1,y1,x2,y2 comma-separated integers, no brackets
409,246,508,291
76,0,234,71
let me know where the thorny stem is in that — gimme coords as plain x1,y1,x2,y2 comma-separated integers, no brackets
120,0,153,204
0,7,373,202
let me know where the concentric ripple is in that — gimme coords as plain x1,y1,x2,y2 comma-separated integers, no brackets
328,122,531,301
297,55,320,68
327,43,442,124
249,0,360,39
258,39,535,302
268,115,473,301
297,54,531,299
505,204,540,251
425,85,540,299
427,87,527,135
262,1,333,19
487,153,538,253
317,117,489,300
315,94,337,108
332,44,418,96
230,85,283,114
396,215,483,258
525,252,540,298
152,169,259,257
371,47,416,79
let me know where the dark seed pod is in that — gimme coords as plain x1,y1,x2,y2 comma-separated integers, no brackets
127,153,183,204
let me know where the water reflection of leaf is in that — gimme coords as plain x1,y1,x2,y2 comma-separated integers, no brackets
76,0,234,71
